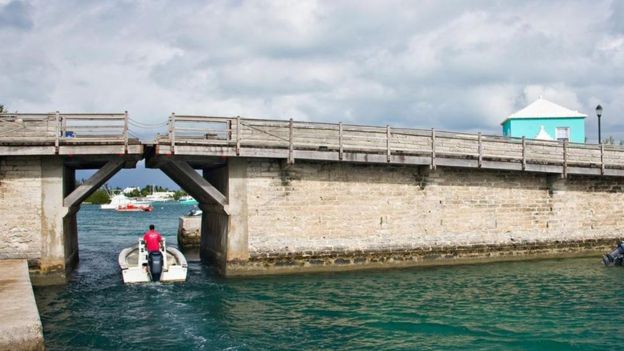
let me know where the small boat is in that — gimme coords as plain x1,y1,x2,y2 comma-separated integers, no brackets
603,241,624,266
116,203,153,212
101,194,152,210
101,194,132,210
187,207,202,216
178,195,198,205
118,238,187,283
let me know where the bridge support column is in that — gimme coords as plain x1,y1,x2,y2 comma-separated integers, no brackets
35,158,76,284
200,158,248,275
34,158,126,285
146,153,247,274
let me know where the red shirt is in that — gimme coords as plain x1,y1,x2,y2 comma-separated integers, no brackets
143,230,162,252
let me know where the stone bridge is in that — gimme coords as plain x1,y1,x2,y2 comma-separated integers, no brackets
1,112,623,283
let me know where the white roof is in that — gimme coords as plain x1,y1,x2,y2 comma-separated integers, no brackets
501,97,586,124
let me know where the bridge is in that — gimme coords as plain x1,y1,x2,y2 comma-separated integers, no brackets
1,112,622,282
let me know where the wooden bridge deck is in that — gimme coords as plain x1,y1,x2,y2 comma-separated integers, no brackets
0,112,142,156
154,115,624,177
3,112,623,177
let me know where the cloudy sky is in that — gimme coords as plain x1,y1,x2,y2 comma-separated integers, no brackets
1,0,623,187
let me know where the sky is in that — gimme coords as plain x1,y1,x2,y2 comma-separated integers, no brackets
1,0,623,187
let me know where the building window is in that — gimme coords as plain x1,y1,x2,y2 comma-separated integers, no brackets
556,127,570,141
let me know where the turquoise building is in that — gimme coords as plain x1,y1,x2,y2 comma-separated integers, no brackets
501,98,586,143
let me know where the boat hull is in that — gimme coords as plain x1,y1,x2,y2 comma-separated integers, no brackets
119,245,187,283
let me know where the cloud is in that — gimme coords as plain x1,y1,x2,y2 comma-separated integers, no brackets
0,1,33,30
1,0,623,146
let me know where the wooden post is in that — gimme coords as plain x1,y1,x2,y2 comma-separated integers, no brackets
386,125,391,162
54,111,60,154
562,140,568,178
123,111,129,154
288,118,294,164
61,114,67,137
170,112,176,155
478,132,482,168
236,116,241,156
338,122,343,161
521,136,526,171
431,128,436,170
601,143,605,175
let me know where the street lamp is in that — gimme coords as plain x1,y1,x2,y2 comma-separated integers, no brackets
596,105,603,144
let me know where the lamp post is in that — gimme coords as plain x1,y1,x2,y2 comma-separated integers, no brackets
596,105,603,144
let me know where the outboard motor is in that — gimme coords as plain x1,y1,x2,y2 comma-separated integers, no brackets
603,241,624,266
148,251,164,281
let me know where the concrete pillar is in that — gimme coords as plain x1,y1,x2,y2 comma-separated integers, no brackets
38,157,75,284
225,158,249,261
200,158,249,274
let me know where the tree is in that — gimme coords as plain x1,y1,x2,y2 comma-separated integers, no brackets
126,188,142,197
603,136,616,145
0,104,5,113
173,190,187,200
84,189,110,204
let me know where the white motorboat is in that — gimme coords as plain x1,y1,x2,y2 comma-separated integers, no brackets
101,194,153,210
118,238,187,283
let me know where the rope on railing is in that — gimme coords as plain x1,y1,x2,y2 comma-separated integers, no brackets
242,120,290,143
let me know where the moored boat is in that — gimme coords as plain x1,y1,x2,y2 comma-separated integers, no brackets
178,195,198,205
101,194,153,210
118,238,187,283
116,203,153,212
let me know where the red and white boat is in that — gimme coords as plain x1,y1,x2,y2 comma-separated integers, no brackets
116,203,153,212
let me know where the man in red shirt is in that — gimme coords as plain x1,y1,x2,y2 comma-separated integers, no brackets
143,224,163,253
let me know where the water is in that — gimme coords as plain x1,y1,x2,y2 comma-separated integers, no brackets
34,203,624,350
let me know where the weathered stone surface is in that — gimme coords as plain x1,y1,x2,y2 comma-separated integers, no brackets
0,157,43,262
227,238,618,276
0,156,77,284
220,159,624,275
177,215,201,249
0,259,44,351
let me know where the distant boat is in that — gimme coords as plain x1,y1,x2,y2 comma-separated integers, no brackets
116,203,153,212
143,191,175,202
186,207,202,216
101,194,133,210
178,195,198,205
101,194,152,210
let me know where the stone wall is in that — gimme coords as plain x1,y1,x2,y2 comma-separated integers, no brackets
223,159,623,275
0,156,77,283
0,157,43,262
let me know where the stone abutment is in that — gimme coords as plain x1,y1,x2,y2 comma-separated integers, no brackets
201,158,623,276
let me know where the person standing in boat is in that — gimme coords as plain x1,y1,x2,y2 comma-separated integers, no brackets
143,224,163,253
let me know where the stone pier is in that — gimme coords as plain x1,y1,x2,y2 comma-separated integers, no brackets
201,159,623,276
0,260,44,350
177,215,201,249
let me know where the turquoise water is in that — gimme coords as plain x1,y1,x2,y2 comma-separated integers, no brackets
34,203,624,350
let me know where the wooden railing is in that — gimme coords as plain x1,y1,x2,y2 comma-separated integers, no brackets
164,115,624,174
0,112,129,148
